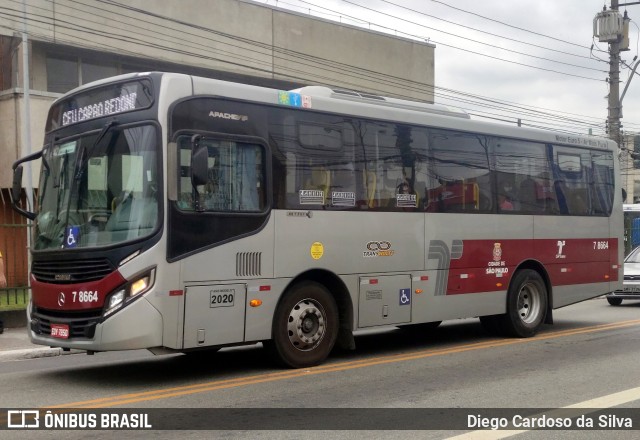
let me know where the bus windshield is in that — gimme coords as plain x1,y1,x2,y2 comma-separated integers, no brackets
34,124,159,250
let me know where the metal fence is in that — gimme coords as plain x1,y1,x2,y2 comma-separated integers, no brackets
0,287,30,310
1,189,30,311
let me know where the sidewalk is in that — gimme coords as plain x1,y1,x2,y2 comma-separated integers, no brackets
0,326,78,362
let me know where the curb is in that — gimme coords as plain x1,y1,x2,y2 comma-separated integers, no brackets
0,347,83,362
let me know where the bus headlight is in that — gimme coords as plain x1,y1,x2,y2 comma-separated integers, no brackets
107,290,125,312
104,268,156,317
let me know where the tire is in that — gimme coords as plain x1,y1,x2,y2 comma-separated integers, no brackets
607,297,623,306
267,281,338,368
500,269,547,338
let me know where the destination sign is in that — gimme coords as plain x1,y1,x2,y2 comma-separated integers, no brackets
47,79,154,131
62,92,138,126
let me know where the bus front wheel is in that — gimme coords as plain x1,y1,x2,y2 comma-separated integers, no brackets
501,269,547,338
267,281,339,368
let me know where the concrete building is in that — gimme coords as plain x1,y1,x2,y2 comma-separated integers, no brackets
0,0,435,288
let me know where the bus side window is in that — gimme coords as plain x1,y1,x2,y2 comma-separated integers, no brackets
590,152,614,215
567,188,589,215
518,178,538,212
177,144,194,211
554,147,593,216
363,170,377,209
430,129,491,213
330,164,356,207
306,167,330,194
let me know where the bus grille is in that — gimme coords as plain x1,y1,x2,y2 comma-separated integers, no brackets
236,252,262,277
32,258,114,284
31,307,101,339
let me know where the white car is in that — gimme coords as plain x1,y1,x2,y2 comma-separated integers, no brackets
607,246,640,305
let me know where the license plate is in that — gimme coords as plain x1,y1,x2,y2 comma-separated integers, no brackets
623,287,640,293
50,323,70,339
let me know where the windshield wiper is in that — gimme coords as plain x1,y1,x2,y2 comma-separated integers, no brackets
94,120,118,148
75,120,118,182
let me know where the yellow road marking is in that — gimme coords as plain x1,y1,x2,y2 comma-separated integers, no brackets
47,319,640,408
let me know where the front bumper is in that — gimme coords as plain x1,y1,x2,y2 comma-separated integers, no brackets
28,296,163,351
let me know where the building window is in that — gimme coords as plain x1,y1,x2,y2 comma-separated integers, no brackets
46,54,79,93
46,54,121,93
82,60,118,84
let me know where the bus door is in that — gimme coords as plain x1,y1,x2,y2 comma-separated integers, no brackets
183,283,247,348
358,275,412,327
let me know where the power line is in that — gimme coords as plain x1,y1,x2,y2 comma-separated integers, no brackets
100,0,611,130
428,0,594,50
368,0,608,60
45,2,616,130
282,0,640,132
93,0,613,106
292,0,606,78
2,0,622,135
12,0,604,127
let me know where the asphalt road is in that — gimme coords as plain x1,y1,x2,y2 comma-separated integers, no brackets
1,297,639,440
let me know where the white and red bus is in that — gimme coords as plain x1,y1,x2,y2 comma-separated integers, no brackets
12,72,622,367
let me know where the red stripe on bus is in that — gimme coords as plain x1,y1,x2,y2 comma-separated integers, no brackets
445,238,618,295
31,270,127,310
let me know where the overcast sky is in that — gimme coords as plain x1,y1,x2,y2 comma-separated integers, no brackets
269,0,640,138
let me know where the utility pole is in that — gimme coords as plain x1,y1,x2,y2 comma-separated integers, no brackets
22,0,33,277
608,0,621,146
595,1,634,198
594,1,635,144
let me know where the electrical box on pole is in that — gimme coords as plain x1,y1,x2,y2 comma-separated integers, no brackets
594,2,626,146
622,11,631,51
593,10,624,42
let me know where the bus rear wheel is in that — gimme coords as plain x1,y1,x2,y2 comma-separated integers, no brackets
267,281,338,368
501,269,547,338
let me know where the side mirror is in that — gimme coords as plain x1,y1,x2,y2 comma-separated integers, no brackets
190,146,209,187
11,150,41,220
11,165,23,203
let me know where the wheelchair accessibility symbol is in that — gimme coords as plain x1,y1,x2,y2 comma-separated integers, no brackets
64,226,80,248
399,288,411,306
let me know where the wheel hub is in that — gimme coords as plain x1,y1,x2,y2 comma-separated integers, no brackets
517,283,541,324
287,299,326,351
